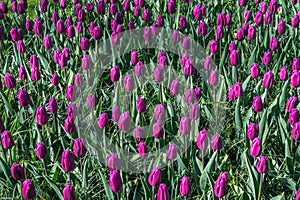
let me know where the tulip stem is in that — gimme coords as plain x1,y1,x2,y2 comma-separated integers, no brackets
79,157,83,173
152,186,154,200
9,149,12,165
185,135,188,158
202,149,205,170
42,159,47,176
117,192,120,200
53,114,56,132
68,172,71,184
258,173,264,200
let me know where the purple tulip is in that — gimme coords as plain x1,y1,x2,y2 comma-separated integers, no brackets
137,98,146,112
36,142,48,159
138,141,148,158
195,87,202,100
247,123,259,140
179,117,191,135
179,16,188,30
185,89,196,105
154,104,166,121
118,111,131,131
291,71,300,87
1,131,14,149
80,37,90,51
211,134,222,151
210,39,218,54
109,170,122,193
264,12,272,24
270,37,278,51
61,150,75,172
148,167,161,186
198,21,208,35
157,14,164,27
153,121,164,138
234,82,243,97
250,138,262,157
180,176,191,196
209,70,219,86
293,58,300,70
262,71,274,88
66,85,76,102
5,73,16,89
11,162,25,180
110,65,120,82
292,122,300,140
172,30,181,43
112,106,121,122
255,11,263,26
63,184,76,200
131,50,139,65
262,51,272,65
286,96,298,112
248,25,256,40
236,28,245,41
18,88,30,107
108,154,121,171
251,63,260,78
98,112,109,129
214,171,228,198
230,50,241,66
157,183,170,200
22,179,36,200
92,26,103,40
36,106,48,125
73,138,87,158
167,1,176,14
292,15,299,28
244,10,252,22
143,9,151,22
257,156,268,173
135,61,145,77
134,127,145,141
228,86,236,101
218,12,226,26
253,96,263,112
52,74,59,86
278,20,286,34
64,117,76,134
196,129,208,150
289,108,300,126
189,104,199,120
67,104,78,119
124,75,135,92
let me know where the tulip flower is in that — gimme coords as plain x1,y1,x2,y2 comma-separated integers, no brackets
198,21,208,35
110,66,120,82
209,70,219,86
112,106,121,122
17,40,26,53
247,123,259,140
230,50,241,66
73,138,87,158
0,116,5,134
153,121,164,138
262,71,274,88
36,142,48,159
214,171,228,198
154,66,164,83
157,183,170,200
36,106,48,126
22,179,36,200
108,154,121,171
189,104,199,120
286,96,298,112
228,86,236,101
182,37,191,50
118,111,131,131
11,162,25,180
61,150,75,172
211,134,222,151
87,94,96,109
180,16,188,30
138,141,148,158
4,73,16,89
293,58,300,70
109,170,122,193
82,54,93,70
210,39,218,54
148,167,161,186
253,96,263,112
270,37,279,51
289,108,300,126
63,184,76,200
279,66,288,81
135,61,145,77
194,87,202,100
250,138,262,157
292,122,300,140
68,104,78,119
18,88,30,107
80,37,90,51
64,116,76,134
124,75,135,92
98,112,109,129
234,82,243,97
278,20,286,34
143,9,151,22
180,176,191,196
134,127,145,141
291,71,300,88
66,85,77,102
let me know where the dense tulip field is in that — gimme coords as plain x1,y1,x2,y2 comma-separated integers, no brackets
0,0,300,199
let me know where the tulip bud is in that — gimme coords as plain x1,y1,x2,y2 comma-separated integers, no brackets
78,9,86,21
80,37,90,51
196,129,208,150
52,74,59,86
5,73,16,89
292,122,300,140
17,40,26,53
98,112,109,129
180,176,191,196
182,37,190,50
254,11,263,26
61,150,75,172
124,75,135,92
230,50,241,66
134,6,140,16
289,108,300,126
36,106,48,125
293,58,300,70
157,183,170,200
56,19,65,34
291,71,300,88
210,39,218,54
48,97,58,114
292,15,299,28
154,104,166,121
11,162,25,180
218,13,226,26
198,21,208,35
131,50,139,65
22,179,36,200
228,86,236,101
153,121,164,138
169,79,180,96
1,131,14,149
138,141,148,158
179,16,188,30
36,142,48,159
172,29,180,42
18,88,30,107
236,28,245,41
67,104,78,119
110,170,122,192
66,85,76,102
73,138,87,158
211,134,222,150
87,94,96,109
157,14,164,27
268,37,278,52
64,113,75,131
286,96,298,112
278,20,286,35
107,154,121,171
63,184,76,200
253,96,263,112
31,66,41,81
137,98,146,113
248,25,256,40
76,22,83,33
214,171,228,198
195,87,202,100
247,123,259,140
134,127,145,141
112,106,121,122
118,111,131,130
256,156,268,173
167,1,176,14
148,167,161,186
209,70,219,86
204,56,213,71
244,10,252,22
189,104,199,120
250,137,262,157
66,25,75,38
135,61,145,77
143,8,151,22
263,71,274,88
179,117,191,135
251,63,260,78
262,51,272,65
116,12,124,24
110,65,120,82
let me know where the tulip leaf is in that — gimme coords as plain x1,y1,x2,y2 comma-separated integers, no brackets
43,174,64,200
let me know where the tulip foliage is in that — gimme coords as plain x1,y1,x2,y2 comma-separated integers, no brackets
0,0,300,199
